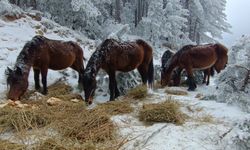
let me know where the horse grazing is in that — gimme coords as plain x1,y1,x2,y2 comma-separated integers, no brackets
83,39,154,105
6,35,85,100
161,48,214,86
161,43,228,91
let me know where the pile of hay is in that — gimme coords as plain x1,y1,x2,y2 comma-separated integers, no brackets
96,100,133,115
0,81,120,149
127,85,147,99
0,106,49,133
139,100,186,125
0,140,26,150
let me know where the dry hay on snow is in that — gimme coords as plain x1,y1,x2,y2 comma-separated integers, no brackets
127,85,148,99
0,81,121,149
24,81,83,101
0,139,26,150
96,100,133,116
139,100,187,125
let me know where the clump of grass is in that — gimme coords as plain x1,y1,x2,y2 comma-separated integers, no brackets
139,100,186,125
96,101,133,115
196,114,214,123
0,107,50,133
127,85,147,99
0,140,26,150
54,108,115,143
165,88,188,96
45,82,82,101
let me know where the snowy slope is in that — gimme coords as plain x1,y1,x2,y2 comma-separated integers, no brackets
113,83,250,150
0,5,250,150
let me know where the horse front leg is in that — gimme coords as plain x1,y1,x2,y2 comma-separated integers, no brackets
33,68,41,90
41,67,48,95
114,79,120,98
206,68,211,86
185,67,196,91
108,71,116,101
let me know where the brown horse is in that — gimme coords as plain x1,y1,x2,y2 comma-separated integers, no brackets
6,35,85,100
161,43,228,91
161,48,214,86
83,39,154,105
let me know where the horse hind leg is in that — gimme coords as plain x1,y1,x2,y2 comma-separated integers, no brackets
137,65,148,85
33,68,41,90
71,63,84,90
185,66,196,91
108,71,119,101
41,67,48,95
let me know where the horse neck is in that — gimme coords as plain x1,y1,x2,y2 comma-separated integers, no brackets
15,51,34,78
165,56,178,74
85,50,104,77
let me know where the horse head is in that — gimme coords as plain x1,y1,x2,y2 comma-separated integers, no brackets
214,43,228,73
5,66,28,100
83,73,97,105
161,50,174,87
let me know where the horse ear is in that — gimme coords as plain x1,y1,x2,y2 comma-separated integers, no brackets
5,67,13,76
16,67,23,75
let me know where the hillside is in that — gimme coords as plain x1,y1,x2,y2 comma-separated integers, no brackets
0,2,249,150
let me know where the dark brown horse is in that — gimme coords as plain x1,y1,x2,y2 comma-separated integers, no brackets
161,48,214,86
83,39,154,105
6,35,85,100
161,43,228,91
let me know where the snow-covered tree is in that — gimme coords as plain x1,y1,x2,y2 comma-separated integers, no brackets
134,0,189,48
215,36,250,113
181,0,231,44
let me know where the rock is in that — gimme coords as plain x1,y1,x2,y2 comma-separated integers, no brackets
165,87,188,96
71,99,80,103
0,103,9,108
47,97,62,106
195,93,205,100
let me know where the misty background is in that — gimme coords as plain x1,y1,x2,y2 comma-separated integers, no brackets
221,0,250,46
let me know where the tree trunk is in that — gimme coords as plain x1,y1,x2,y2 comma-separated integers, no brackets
115,0,121,23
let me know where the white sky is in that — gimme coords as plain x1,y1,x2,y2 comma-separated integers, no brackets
220,0,250,46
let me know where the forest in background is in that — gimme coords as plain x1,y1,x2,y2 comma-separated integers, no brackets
8,0,231,50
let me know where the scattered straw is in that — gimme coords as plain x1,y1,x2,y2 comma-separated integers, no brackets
127,85,147,99
54,108,115,143
0,140,26,150
0,107,49,133
139,100,186,125
96,100,133,115
165,88,188,96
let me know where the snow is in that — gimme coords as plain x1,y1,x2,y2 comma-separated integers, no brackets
0,5,249,150
112,83,250,150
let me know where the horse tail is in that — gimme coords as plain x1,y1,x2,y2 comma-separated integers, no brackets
148,58,154,87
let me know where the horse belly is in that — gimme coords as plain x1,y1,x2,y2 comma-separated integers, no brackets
190,50,217,70
49,54,75,70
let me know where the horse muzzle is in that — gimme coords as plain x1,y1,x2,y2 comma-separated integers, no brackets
85,97,93,105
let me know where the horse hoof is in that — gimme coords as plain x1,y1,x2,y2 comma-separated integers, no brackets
187,88,195,91
41,91,48,95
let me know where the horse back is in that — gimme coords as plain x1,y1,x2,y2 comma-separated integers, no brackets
178,45,218,69
103,42,144,72
33,38,83,70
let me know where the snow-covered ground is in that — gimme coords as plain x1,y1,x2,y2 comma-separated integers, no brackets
0,7,249,150
113,82,250,150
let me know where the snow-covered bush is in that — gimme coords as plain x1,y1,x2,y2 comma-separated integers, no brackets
216,36,250,112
